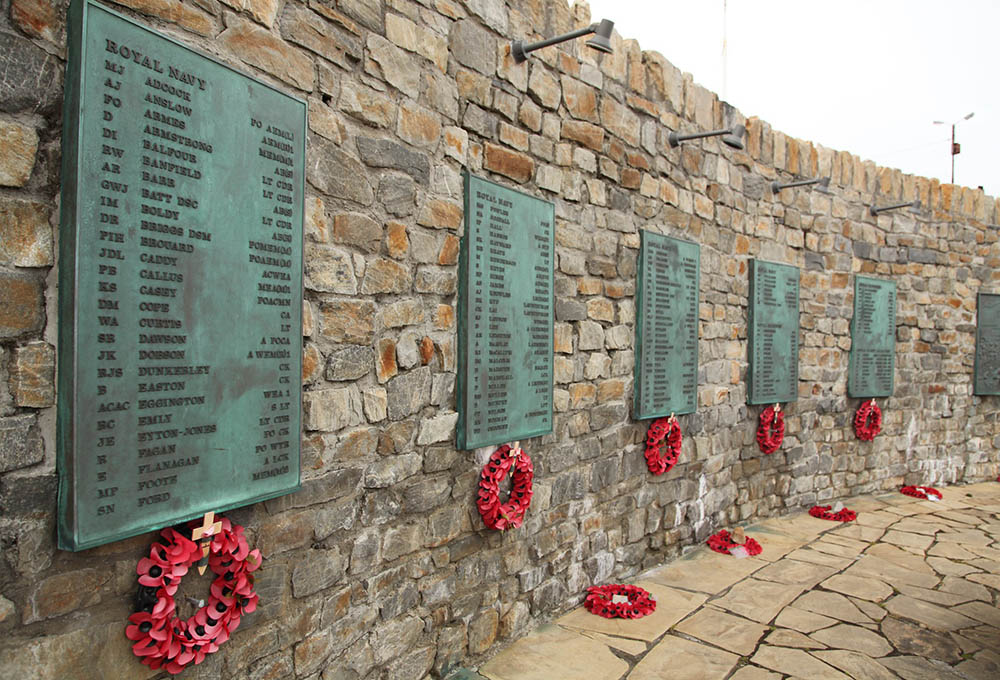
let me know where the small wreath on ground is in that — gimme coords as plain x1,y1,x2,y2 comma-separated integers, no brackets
756,405,785,454
854,400,882,441
477,444,534,531
808,505,857,522
126,516,261,675
706,529,763,556
900,485,942,501
584,584,657,619
645,416,682,475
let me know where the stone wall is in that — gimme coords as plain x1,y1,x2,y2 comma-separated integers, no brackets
1,0,999,677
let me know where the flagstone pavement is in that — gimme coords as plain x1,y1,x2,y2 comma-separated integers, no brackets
461,482,1000,680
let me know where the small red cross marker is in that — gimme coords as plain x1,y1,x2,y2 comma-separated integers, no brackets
192,511,222,575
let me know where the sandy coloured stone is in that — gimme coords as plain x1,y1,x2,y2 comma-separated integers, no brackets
831,524,885,542
773,606,838,634
811,650,898,680
577,630,647,656
629,635,739,680
711,578,804,624
939,575,991,601
642,550,765,595
740,529,811,562
966,572,1000,589
955,601,1000,628
927,555,981,576
750,645,850,679
820,574,892,602
883,595,977,631
784,548,853,569
319,299,376,344
880,617,965,663
895,582,972,607
675,606,768,655
880,655,971,680
935,529,993,546
479,624,627,680
850,596,888,622
855,511,901,528
890,517,947,536
728,667,781,680
557,581,705,642
882,530,934,551
764,628,826,649
843,554,940,589
810,623,892,657
792,591,871,625
811,537,867,558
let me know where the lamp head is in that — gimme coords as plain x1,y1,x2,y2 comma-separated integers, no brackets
585,19,614,54
816,176,832,193
722,124,745,150
910,199,922,213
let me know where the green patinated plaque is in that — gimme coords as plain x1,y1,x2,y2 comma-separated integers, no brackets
748,260,799,404
634,231,700,419
848,276,897,398
57,0,304,550
457,172,554,450
974,292,1000,395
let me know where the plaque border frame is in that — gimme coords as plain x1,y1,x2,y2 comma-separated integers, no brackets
456,170,555,451
747,258,800,405
847,274,897,399
633,229,700,420
974,291,1000,396
57,0,306,551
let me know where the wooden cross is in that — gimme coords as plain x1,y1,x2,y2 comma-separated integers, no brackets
192,511,222,575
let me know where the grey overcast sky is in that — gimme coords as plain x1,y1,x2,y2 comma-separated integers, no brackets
582,0,997,199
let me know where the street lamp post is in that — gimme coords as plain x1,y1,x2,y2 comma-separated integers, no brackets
933,112,974,184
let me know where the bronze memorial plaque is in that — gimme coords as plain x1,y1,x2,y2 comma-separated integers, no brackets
634,231,700,419
457,173,554,450
57,0,304,550
848,275,897,398
748,259,800,404
974,292,1000,395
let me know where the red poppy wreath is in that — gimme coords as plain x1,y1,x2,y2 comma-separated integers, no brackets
809,505,857,522
854,399,882,441
645,416,682,475
126,517,261,675
584,584,657,619
707,529,763,556
756,405,785,454
477,444,534,531
900,485,942,501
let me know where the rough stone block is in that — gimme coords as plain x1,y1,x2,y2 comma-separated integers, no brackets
12,341,54,407
308,138,374,205
417,411,458,445
291,548,346,598
449,19,496,77
303,385,364,431
325,345,373,381
483,143,534,183
333,212,382,253
0,271,43,338
357,137,430,184
386,367,432,420
319,299,376,344
219,14,313,91
367,33,421,97
0,121,38,187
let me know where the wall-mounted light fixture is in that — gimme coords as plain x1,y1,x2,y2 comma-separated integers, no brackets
870,200,921,217
511,19,614,64
771,176,831,194
668,124,746,150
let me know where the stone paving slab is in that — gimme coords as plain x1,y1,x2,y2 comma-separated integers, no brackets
470,482,1000,680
